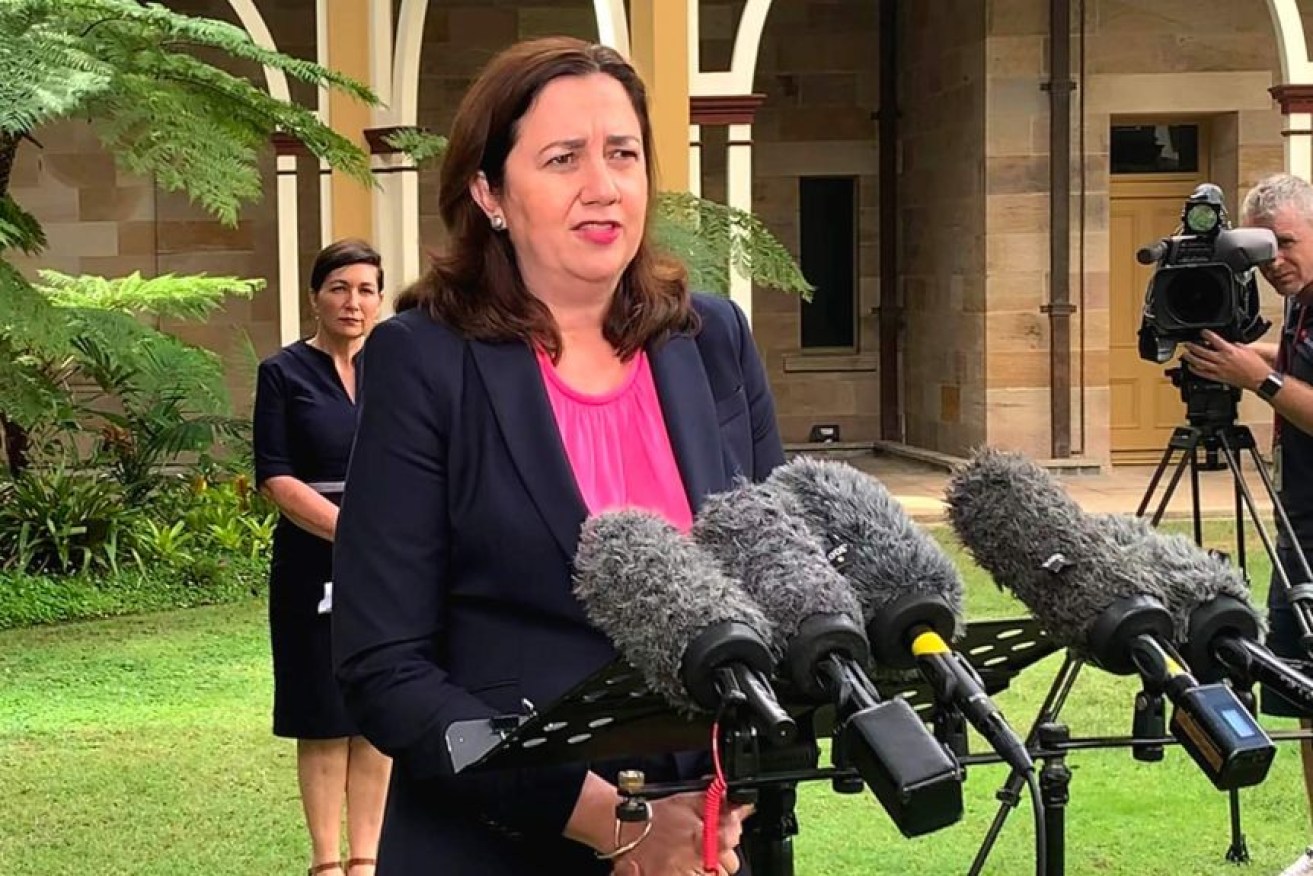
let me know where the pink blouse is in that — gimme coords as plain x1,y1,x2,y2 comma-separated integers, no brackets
536,349,694,532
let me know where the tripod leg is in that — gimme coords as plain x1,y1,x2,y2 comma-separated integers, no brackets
1233,454,1247,571
1190,445,1204,545
1237,439,1313,648
968,656,1082,876
1221,436,1313,648
1140,431,1200,526
1225,788,1251,862
1136,441,1182,519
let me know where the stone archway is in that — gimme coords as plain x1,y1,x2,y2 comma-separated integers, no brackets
1266,0,1313,178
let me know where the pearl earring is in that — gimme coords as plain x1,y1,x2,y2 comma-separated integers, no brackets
490,214,506,231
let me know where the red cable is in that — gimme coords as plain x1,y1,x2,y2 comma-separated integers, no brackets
701,720,727,873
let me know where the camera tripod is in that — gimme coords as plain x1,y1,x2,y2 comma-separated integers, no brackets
1131,365,1313,862
1136,366,1313,661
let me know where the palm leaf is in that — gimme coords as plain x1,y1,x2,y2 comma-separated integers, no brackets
70,310,232,415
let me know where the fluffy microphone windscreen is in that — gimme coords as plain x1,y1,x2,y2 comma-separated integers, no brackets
765,456,964,634
693,478,863,653
945,448,1154,650
1092,511,1257,639
573,508,776,713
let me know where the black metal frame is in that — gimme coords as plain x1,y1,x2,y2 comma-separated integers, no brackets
445,619,1056,876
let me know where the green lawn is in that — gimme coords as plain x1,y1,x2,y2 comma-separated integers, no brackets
0,522,1308,874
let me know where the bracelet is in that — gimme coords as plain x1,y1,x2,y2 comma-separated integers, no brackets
594,801,654,861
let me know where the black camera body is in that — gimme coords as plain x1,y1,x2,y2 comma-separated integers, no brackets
1137,183,1276,364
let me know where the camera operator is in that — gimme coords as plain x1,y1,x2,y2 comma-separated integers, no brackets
1181,172,1313,875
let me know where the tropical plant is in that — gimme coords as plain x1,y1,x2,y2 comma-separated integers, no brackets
383,128,450,167
172,473,277,561
7,271,259,492
0,0,382,473
0,464,137,574
0,0,375,228
654,191,812,299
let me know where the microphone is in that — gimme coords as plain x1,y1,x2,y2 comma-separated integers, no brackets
1097,511,1313,715
764,456,1033,775
693,481,964,838
946,448,1275,791
572,509,796,745
1136,239,1169,265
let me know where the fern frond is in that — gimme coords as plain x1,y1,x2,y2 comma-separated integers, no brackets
383,128,449,166
91,53,372,224
0,0,376,224
70,0,377,104
0,9,114,134
93,79,264,225
0,260,72,358
0,341,68,428
36,270,262,320
127,49,372,176
0,196,48,255
654,192,813,299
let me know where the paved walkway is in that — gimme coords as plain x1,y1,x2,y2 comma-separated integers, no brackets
846,452,1276,523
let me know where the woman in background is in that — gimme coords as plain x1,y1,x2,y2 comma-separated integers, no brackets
253,239,392,876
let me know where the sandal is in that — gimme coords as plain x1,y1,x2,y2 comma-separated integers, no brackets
308,863,343,875
346,859,376,874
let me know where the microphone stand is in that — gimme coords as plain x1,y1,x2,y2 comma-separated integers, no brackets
1133,366,1313,863
719,720,816,876
968,653,1082,876
443,619,1056,876
965,651,1313,876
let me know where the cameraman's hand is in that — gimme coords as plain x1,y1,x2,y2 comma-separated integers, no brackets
1181,330,1270,391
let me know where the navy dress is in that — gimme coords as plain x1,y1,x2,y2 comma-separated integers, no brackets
254,339,360,739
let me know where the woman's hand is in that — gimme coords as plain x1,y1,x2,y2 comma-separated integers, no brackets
260,475,340,542
611,793,752,876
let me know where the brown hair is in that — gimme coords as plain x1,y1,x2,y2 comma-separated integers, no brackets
310,238,384,293
395,36,695,359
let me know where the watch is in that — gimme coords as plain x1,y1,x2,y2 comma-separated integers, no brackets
1257,372,1285,402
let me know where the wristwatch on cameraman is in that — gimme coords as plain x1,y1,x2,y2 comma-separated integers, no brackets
1257,371,1285,402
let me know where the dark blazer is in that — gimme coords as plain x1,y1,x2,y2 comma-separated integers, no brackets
332,293,784,875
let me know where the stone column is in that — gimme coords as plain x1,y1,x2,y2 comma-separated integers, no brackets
270,135,309,344
630,0,691,192
692,96,766,325
1269,86,1313,182
320,0,373,244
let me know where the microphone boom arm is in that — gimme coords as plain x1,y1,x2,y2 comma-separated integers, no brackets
1212,637,1313,714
